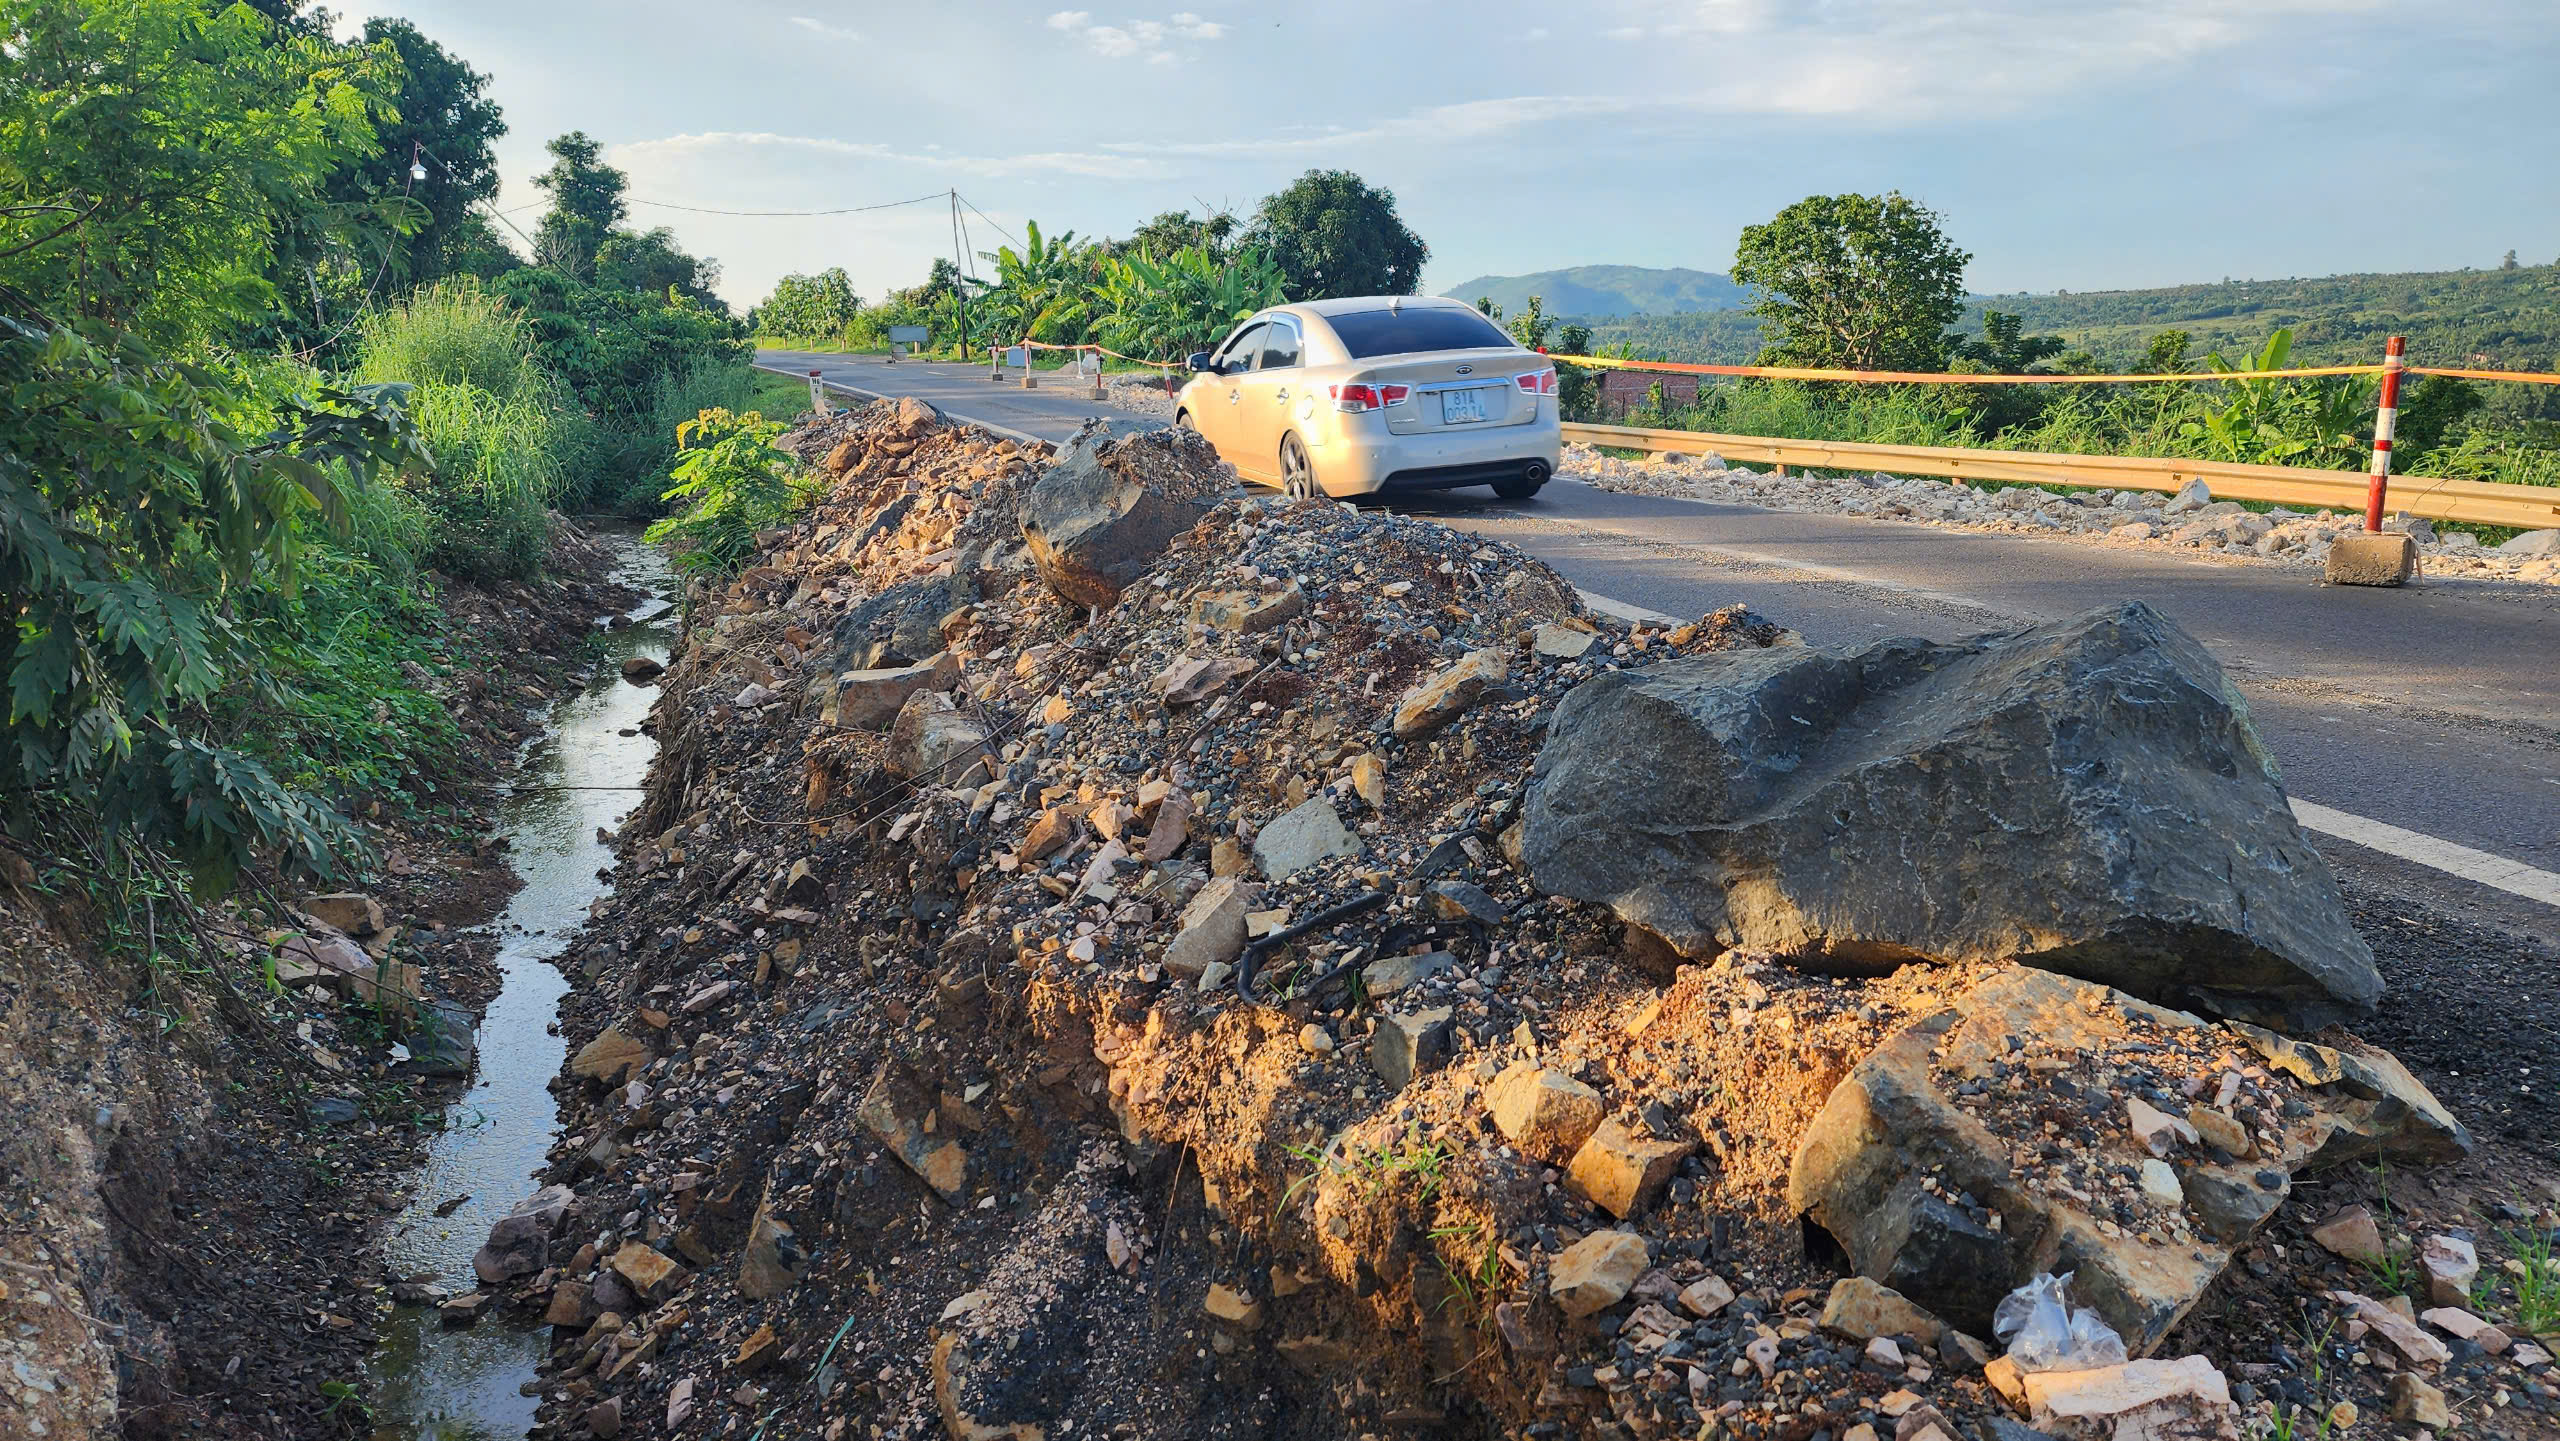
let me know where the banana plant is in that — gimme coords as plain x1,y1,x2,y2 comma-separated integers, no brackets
2180,329,2373,468
976,220,1099,345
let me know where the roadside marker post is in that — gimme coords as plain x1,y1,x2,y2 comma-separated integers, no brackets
807,369,827,416
2326,333,2417,584
2365,335,2407,532
1085,346,1106,402
987,346,1002,382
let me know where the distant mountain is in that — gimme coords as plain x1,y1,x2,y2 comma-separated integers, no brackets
1440,265,1748,318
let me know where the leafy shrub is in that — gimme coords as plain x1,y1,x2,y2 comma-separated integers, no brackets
578,360,781,515
643,409,803,579
0,320,419,883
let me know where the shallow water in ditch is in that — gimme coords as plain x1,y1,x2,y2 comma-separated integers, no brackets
368,535,670,1441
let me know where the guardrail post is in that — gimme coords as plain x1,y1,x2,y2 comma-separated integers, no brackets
2364,335,2406,532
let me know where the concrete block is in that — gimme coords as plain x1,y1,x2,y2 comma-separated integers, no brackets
2324,531,2414,587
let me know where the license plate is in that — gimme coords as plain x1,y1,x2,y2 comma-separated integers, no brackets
1440,387,1490,424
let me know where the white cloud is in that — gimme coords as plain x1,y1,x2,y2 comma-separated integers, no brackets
1603,25,1645,39
787,16,861,42
612,131,1165,182
1048,10,1224,60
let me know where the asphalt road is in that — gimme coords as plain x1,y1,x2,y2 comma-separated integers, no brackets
760,349,2560,925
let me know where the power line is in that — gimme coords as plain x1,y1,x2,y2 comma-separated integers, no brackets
624,191,947,219
955,193,1022,253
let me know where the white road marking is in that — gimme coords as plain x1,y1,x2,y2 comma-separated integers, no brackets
1575,588,1680,625
2290,800,2560,909
1584,586,2556,910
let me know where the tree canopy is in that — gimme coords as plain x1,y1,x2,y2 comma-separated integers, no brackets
1730,192,1970,371
532,131,627,282
1247,170,1428,301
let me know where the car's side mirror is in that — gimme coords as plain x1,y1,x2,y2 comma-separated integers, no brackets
1185,351,1213,373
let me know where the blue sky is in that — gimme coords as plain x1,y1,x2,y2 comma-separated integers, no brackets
336,1,2560,312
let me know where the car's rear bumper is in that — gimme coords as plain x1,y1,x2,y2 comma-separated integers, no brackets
1311,416,1562,496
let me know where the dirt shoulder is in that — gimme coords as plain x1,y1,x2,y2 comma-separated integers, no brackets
0,519,638,1441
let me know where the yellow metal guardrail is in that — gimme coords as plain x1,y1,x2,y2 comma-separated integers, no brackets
1560,423,2560,532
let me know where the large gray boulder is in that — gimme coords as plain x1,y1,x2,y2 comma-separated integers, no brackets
1519,601,2380,1024
1015,428,1227,608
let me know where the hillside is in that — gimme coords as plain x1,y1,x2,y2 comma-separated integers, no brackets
1441,263,1747,316
1570,263,2560,376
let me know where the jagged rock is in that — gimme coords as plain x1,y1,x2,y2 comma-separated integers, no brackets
406,1000,477,1078
1190,585,1305,634
1565,1117,1691,1218
738,1201,801,1300
1360,948,1453,998
1520,602,2382,1025
1154,654,1257,705
857,1062,967,1200
620,655,664,684
1486,1064,1605,1164
472,1207,551,1285
1252,797,1360,881
543,1279,598,1328
2419,1306,2508,1354
886,689,990,782
570,1027,652,1084
1391,648,1507,738
300,893,385,935
816,651,960,730
1679,1275,1736,1319
1819,1277,1945,1344
2022,1356,2237,1441
830,573,980,672
1789,966,2450,1350
2498,527,2560,557
1203,1283,1264,1330
1162,876,1259,976
608,1242,684,1305
1532,622,1599,659
2388,1373,2450,1428
2310,1206,2385,1265
1017,431,1222,607
1368,1007,1453,1092
2418,1234,2478,1308
586,1398,622,1440
1427,880,1505,926
2229,1024,2470,1165
1550,1230,1650,1318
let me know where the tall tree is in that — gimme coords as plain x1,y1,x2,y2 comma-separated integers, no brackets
339,18,506,284
1730,192,1970,372
1112,209,1234,262
532,130,626,281
596,226,721,307
1246,170,1427,301
0,0,402,347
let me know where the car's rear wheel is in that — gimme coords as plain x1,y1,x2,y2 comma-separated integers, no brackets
1280,434,1320,500
1493,460,1551,502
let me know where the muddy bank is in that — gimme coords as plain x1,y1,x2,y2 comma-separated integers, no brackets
0,521,642,1441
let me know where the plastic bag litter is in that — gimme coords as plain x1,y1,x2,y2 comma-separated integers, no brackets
1992,1271,2127,1373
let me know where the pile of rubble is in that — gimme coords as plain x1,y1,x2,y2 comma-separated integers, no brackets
1570,445,2560,587
448,398,2548,1441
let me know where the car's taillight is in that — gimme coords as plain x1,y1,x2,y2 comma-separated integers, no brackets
1329,383,1411,413
1515,370,1557,395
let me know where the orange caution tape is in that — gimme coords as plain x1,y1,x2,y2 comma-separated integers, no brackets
1543,354,2387,384
2406,365,2560,384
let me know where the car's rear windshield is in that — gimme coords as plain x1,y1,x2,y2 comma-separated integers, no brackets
1326,307,1514,359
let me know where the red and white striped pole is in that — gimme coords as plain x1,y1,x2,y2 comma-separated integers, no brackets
2363,335,2406,532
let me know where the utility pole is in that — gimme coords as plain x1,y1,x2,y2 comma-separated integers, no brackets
949,190,971,359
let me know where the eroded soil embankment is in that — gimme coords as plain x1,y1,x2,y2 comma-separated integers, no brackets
0,523,636,1441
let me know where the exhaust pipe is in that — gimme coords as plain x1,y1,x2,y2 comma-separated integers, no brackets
1523,460,1552,485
